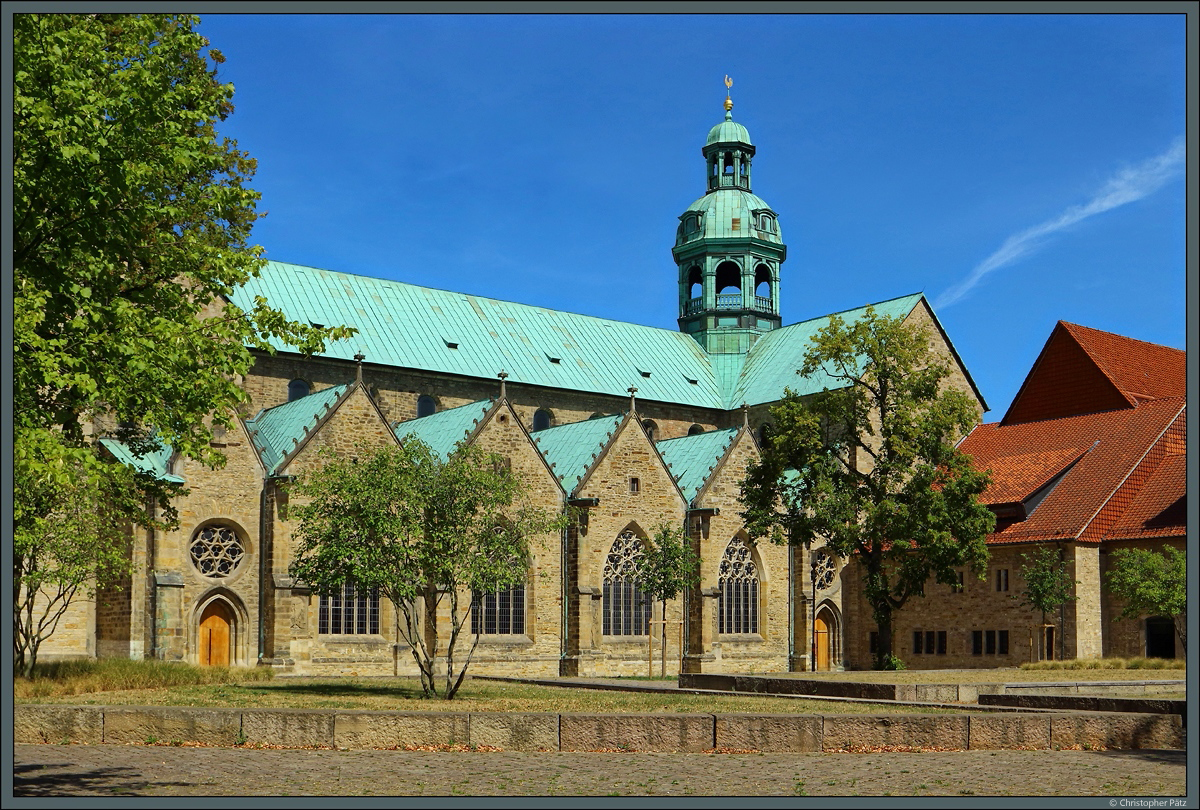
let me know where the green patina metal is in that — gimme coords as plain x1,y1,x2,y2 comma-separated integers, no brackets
530,414,624,496
674,98,786,354
245,383,349,475
729,293,925,408
656,427,739,505
393,399,493,461
98,436,185,484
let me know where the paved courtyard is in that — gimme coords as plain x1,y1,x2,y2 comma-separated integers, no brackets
12,743,1186,798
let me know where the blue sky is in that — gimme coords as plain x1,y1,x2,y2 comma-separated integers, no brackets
197,13,1186,419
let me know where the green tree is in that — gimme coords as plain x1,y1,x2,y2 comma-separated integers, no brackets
14,14,352,672
1012,546,1078,661
741,307,995,669
636,524,701,676
288,442,564,699
1106,546,1186,656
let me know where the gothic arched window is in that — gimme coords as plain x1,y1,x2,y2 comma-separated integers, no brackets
416,395,437,418
718,536,759,635
603,531,651,636
532,408,552,432
288,379,310,402
472,584,526,635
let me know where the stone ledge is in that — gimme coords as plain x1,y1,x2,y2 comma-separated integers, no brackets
12,706,1184,751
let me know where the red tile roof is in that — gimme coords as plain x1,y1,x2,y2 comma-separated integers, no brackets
1002,322,1185,425
1103,452,1187,542
961,397,1185,545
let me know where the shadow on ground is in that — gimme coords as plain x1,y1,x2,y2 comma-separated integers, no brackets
13,762,193,796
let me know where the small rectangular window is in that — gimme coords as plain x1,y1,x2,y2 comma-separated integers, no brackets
953,571,964,593
996,569,1009,592
972,630,983,655
869,631,879,655
629,477,640,494
998,630,1009,655
986,629,997,654
937,631,947,655
913,631,923,655
731,217,741,231
925,630,935,655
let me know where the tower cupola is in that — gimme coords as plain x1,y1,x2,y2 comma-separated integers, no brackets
673,77,787,354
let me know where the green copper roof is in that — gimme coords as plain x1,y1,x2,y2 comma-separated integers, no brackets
531,414,623,495
656,427,739,504
246,383,350,475
729,294,925,408
706,114,752,147
229,264,975,413
232,262,725,409
99,436,184,484
394,399,492,461
682,190,781,243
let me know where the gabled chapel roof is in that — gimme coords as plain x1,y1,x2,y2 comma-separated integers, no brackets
246,383,350,475
531,414,624,496
98,435,185,484
656,427,739,504
394,399,493,461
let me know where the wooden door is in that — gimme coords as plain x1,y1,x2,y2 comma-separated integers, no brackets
814,616,830,671
199,601,232,667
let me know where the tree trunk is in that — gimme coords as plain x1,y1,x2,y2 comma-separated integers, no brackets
874,607,894,670
660,600,668,677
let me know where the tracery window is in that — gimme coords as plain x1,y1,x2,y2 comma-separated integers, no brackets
602,531,651,636
189,524,245,578
318,582,380,635
718,536,759,634
472,585,526,635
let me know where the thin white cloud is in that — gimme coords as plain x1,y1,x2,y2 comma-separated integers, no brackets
934,138,1185,310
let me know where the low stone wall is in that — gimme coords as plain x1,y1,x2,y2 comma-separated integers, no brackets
679,673,1184,704
13,705,1183,751
979,694,1186,719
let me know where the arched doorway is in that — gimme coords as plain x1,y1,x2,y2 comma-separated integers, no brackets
812,603,841,671
198,600,234,667
814,615,830,671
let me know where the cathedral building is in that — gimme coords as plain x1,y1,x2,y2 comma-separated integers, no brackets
47,91,1180,676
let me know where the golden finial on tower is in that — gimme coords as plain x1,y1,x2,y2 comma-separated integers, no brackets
724,75,734,113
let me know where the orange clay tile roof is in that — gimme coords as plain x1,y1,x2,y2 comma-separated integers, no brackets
1103,451,1187,542
960,397,1185,545
1001,322,1185,425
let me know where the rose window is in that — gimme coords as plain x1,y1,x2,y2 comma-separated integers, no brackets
189,525,245,578
812,549,836,590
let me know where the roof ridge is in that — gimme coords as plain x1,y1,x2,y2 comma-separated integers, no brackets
263,260,703,336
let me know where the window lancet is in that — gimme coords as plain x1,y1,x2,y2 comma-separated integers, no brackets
603,531,651,636
718,536,759,634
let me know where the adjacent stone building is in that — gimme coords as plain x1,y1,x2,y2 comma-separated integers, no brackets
843,322,1187,669
43,93,1184,675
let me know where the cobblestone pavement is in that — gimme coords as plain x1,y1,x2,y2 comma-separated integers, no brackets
12,743,1186,798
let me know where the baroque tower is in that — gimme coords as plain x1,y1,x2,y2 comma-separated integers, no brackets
674,78,786,354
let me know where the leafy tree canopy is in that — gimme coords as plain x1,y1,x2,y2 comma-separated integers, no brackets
13,14,352,672
741,307,995,668
1106,546,1186,655
288,442,565,699
1012,545,1078,661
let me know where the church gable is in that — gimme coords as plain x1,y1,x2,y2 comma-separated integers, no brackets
575,414,685,513
1002,322,1136,425
689,426,760,511
276,383,397,476
467,399,565,501
393,398,493,460
657,427,740,507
